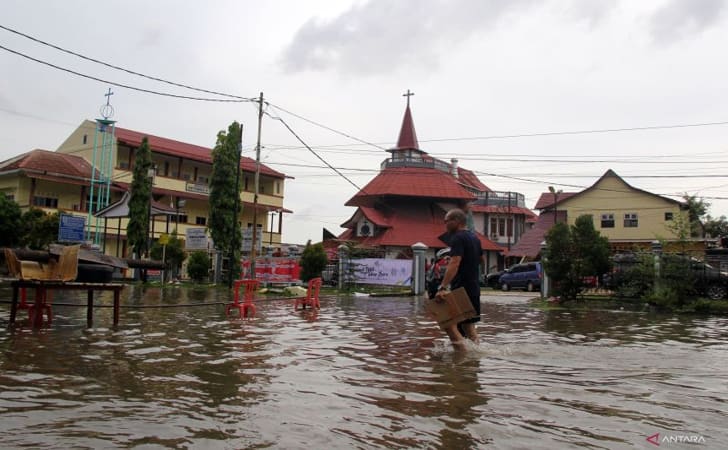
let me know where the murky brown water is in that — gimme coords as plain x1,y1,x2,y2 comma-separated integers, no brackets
1,285,726,449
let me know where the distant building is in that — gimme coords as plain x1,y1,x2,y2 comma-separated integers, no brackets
338,96,535,272
0,119,290,259
508,169,690,259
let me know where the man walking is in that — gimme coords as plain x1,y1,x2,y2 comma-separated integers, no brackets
436,208,484,348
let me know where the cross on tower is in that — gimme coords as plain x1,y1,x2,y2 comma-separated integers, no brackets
402,89,414,107
104,88,114,106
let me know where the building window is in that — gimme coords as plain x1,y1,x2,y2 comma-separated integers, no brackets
507,218,513,237
665,212,674,221
195,216,207,226
624,213,638,228
33,196,58,208
601,213,614,228
197,176,208,184
244,177,249,191
82,134,88,145
172,215,188,224
498,218,506,236
260,184,265,194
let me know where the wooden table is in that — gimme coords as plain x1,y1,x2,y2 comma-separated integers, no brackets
9,280,124,327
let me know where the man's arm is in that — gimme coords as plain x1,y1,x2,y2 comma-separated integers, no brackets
436,255,461,298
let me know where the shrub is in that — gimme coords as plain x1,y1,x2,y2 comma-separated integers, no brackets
299,240,328,282
187,251,211,282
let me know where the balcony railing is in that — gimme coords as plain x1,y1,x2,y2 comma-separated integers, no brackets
475,191,525,208
380,157,452,173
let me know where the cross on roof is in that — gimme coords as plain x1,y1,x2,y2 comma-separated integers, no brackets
402,89,414,107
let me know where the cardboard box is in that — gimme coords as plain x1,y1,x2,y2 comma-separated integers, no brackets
424,287,477,329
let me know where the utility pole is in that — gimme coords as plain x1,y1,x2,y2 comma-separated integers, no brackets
250,92,264,279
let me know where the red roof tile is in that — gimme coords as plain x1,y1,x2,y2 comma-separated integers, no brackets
0,149,95,180
114,126,287,179
346,167,476,206
338,203,501,251
394,103,419,150
507,211,567,258
533,192,577,210
457,167,490,192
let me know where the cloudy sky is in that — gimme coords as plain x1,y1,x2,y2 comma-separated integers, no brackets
2,0,728,244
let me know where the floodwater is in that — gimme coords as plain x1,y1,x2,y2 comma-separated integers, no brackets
0,286,726,449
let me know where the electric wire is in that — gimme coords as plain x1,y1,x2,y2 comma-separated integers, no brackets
264,110,364,192
0,23,255,102
0,44,248,103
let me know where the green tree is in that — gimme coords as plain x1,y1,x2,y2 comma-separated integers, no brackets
150,230,187,276
127,137,153,258
543,215,611,301
299,240,328,282
187,251,211,282
0,193,23,247
208,121,243,283
704,215,728,239
21,209,59,250
682,194,709,238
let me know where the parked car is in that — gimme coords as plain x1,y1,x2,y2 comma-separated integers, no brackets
604,252,728,300
499,262,542,292
484,269,505,289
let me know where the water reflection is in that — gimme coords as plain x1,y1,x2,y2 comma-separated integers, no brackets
0,287,726,448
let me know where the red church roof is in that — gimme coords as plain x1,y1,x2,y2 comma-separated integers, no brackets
115,126,287,179
394,102,419,150
346,167,476,206
339,204,501,251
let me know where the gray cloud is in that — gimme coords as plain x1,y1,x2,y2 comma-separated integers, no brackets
566,0,617,28
280,0,535,75
649,0,727,44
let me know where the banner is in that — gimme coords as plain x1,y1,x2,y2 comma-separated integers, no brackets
351,258,412,286
241,258,301,283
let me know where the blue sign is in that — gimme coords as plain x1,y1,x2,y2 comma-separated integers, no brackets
58,213,86,242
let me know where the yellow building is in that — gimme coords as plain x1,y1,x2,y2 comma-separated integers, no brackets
1,120,290,259
509,169,690,259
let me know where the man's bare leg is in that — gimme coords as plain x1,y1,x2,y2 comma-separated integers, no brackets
443,325,466,349
461,323,479,344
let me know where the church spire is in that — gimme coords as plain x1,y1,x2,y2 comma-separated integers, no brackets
395,89,420,151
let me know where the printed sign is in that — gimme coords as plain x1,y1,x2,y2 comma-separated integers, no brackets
58,213,86,242
241,227,263,252
351,258,412,286
241,258,301,282
185,227,208,250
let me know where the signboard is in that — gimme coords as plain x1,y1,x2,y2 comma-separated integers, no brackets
58,213,86,242
350,258,412,286
158,233,170,245
185,227,208,250
241,257,301,282
241,227,263,252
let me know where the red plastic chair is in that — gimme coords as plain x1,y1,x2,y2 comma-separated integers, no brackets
295,277,322,310
227,279,259,318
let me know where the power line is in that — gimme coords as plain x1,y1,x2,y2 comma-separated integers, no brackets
0,43,248,103
266,102,388,151
264,110,364,193
0,23,255,102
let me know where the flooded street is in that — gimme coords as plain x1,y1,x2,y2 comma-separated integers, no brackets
1,286,726,449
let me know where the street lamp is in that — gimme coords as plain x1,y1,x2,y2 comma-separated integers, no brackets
269,210,276,255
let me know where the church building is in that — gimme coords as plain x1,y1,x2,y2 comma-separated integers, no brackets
338,94,533,271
